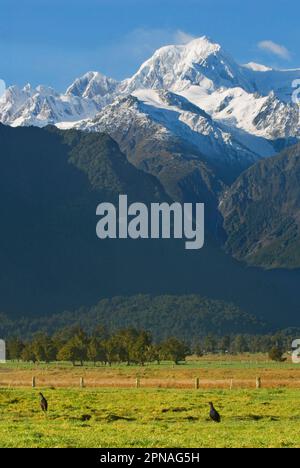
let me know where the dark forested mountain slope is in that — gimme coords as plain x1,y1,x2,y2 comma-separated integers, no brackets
0,124,300,330
0,294,267,341
220,143,300,269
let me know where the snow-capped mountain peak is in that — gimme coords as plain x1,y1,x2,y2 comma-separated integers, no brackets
0,35,299,152
180,35,221,60
35,85,59,97
123,35,251,94
0,82,99,128
66,71,119,100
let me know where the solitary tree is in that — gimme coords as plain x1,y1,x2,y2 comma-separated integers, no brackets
131,331,152,365
31,333,57,363
161,337,190,364
219,336,231,354
231,335,249,354
204,335,217,353
87,337,106,365
269,346,286,362
7,337,24,361
57,328,88,365
21,343,37,363
193,342,204,357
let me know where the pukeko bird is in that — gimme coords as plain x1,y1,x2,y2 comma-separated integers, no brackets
39,393,48,413
209,402,221,423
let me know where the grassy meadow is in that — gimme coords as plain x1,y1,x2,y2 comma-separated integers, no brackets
1,355,300,448
1,387,300,448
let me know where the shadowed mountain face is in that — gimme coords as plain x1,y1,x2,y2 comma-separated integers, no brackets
220,143,300,269
0,124,300,330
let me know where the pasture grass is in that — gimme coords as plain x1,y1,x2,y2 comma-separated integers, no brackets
0,387,300,448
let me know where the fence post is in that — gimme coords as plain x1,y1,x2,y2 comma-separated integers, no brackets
256,377,261,389
195,377,200,389
80,377,85,388
136,377,140,388
32,376,36,388
230,379,233,390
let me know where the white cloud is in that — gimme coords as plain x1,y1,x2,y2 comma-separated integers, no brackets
0,79,6,98
174,30,195,45
114,28,195,60
258,40,291,60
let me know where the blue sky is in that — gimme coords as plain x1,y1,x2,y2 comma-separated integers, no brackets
1,0,300,91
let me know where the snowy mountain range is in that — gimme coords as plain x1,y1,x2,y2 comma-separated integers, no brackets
1,36,299,166
1,34,300,319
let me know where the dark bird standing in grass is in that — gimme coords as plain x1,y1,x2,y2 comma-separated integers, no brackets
39,393,48,413
209,402,221,423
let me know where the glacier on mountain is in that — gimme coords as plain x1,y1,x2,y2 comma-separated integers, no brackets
1,35,299,161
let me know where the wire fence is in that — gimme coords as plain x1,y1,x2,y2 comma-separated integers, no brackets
2,376,300,389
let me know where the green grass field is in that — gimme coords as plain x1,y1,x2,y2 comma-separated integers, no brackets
1,387,300,448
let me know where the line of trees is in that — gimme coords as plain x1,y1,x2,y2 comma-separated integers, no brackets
6,327,190,366
5,325,294,365
194,334,290,362
193,332,292,356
